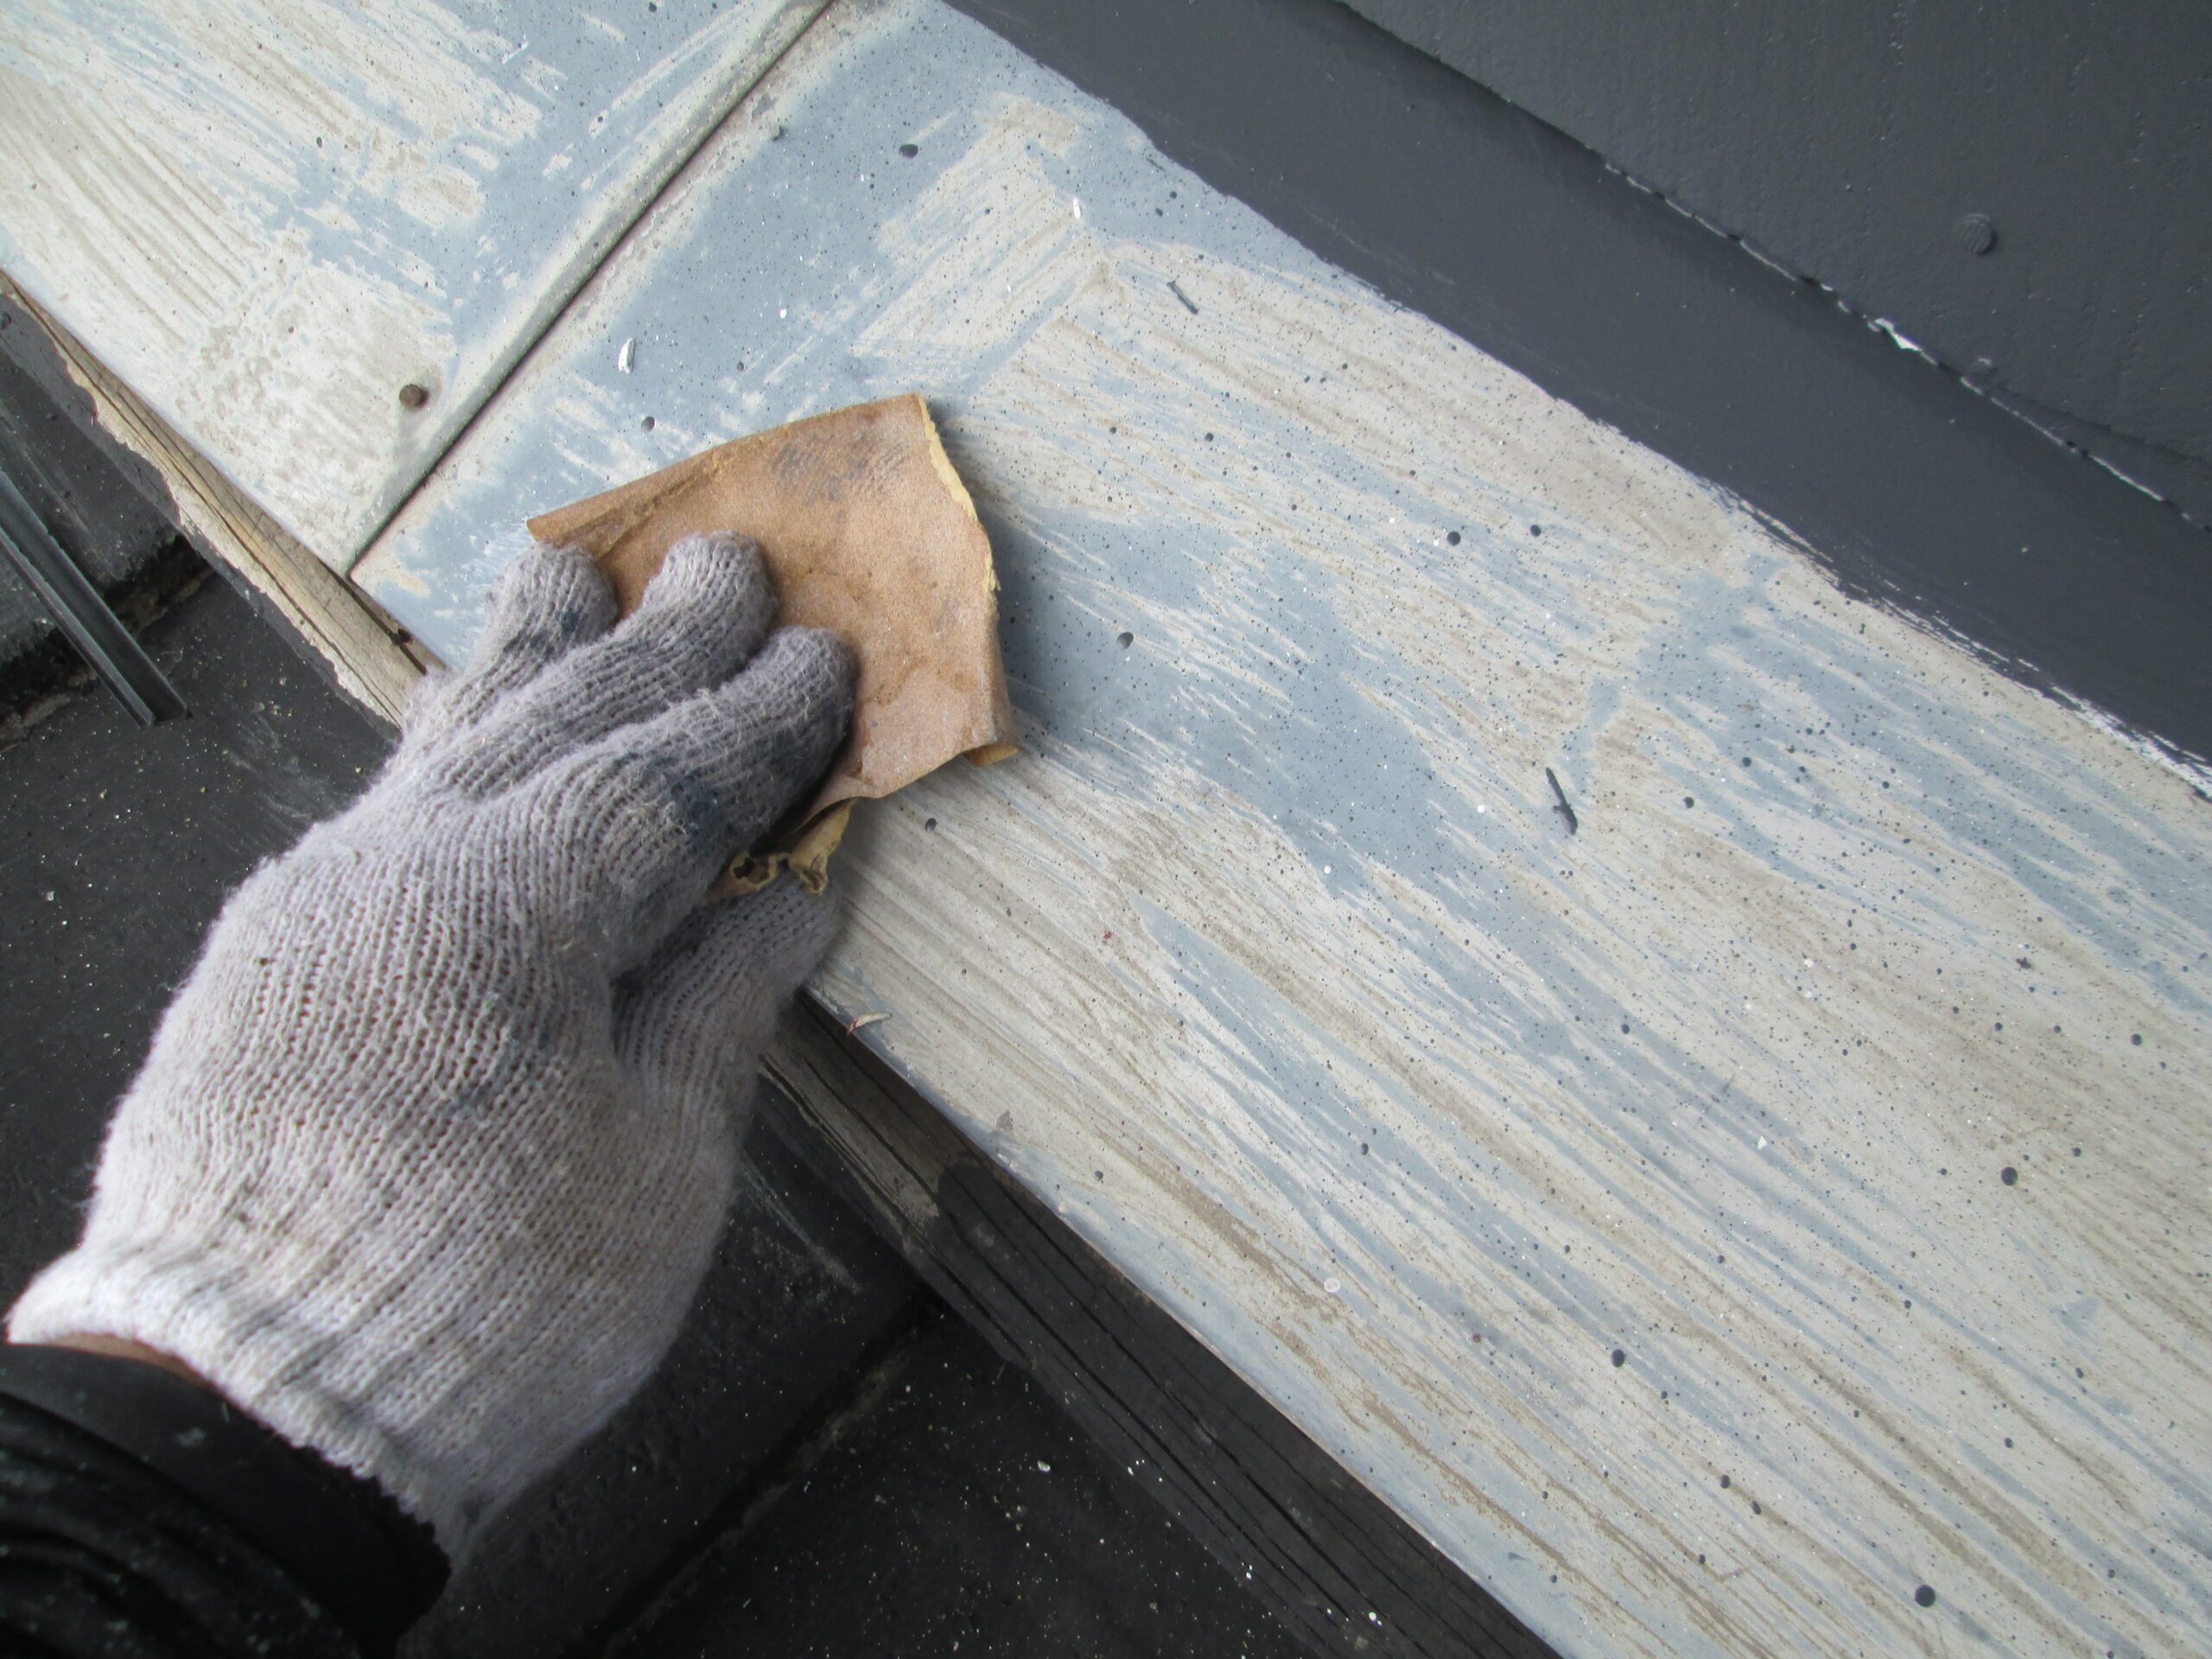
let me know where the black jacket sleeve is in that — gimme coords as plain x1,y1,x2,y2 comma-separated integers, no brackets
0,1345,446,1658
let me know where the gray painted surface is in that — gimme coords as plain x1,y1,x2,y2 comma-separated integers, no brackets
355,5,2212,1656
10,0,2209,1652
1341,0,2212,521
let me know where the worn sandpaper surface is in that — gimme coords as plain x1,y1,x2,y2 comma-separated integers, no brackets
531,394,1020,832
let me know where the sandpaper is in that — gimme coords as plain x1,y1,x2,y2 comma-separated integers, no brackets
527,394,1018,891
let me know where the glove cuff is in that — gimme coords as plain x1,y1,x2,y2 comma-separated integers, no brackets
10,1237,485,1552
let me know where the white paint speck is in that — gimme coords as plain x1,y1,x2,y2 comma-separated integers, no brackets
1071,196,1083,219
1036,1460,1052,1472
1758,1136,1769,1149
1324,1277,1342,1294
617,337,635,373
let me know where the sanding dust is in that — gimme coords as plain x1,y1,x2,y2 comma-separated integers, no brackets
528,393,1018,892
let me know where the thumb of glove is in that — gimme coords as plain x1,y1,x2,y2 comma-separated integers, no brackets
614,880,841,1113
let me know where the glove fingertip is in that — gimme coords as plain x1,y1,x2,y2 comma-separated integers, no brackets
758,625,859,718
734,627,859,822
747,875,842,985
614,878,840,1090
464,537,618,680
498,539,619,638
636,531,777,641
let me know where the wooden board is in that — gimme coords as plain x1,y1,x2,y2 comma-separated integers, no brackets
0,0,824,567
353,7,2212,1656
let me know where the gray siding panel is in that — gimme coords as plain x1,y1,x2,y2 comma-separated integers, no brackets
1341,0,2212,518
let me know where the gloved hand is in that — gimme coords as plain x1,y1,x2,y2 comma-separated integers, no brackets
8,532,854,1557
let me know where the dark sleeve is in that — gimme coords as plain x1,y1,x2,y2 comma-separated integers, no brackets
0,1345,447,1659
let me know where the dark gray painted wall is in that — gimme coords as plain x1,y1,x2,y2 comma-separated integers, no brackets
1338,0,2212,522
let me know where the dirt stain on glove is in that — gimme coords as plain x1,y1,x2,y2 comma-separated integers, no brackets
529,394,1018,893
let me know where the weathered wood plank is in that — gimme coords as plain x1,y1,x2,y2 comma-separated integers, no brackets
1,276,428,724
0,0,824,566
765,993,1555,1659
199,2,2212,1655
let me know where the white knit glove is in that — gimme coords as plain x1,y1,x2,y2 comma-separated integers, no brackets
8,532,854,1556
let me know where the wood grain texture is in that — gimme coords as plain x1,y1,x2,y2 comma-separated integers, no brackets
0,277,427,725
765,994,1555,1659
351,5,2211,1656
0,0,824,565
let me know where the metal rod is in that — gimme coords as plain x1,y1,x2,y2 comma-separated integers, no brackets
0,462,186,726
